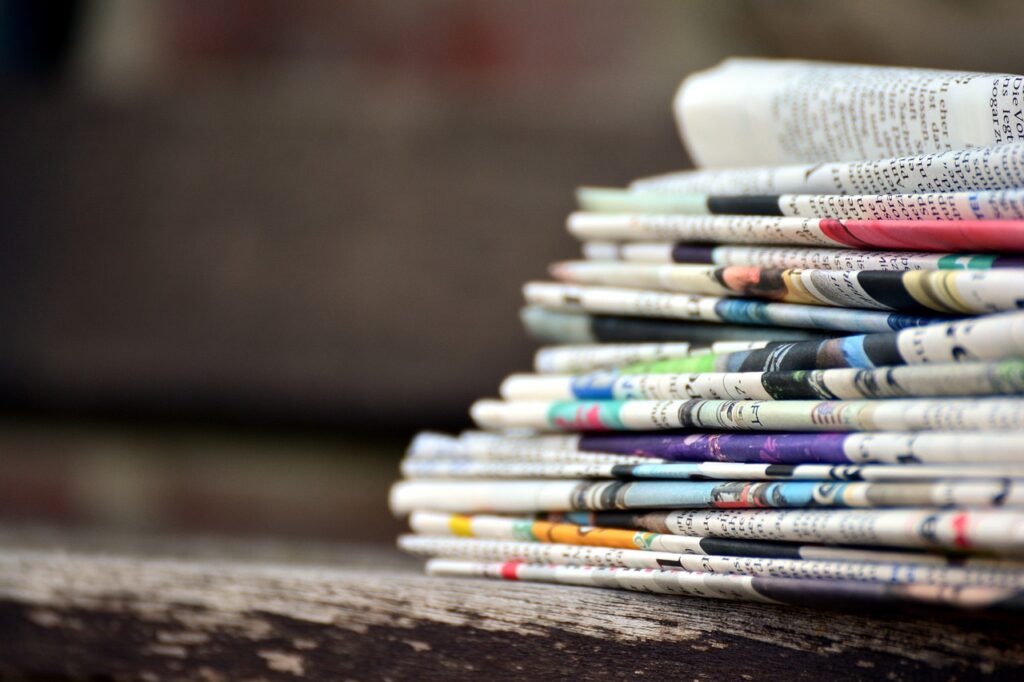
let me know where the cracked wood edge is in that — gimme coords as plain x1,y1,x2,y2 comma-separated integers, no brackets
1,546,1023,680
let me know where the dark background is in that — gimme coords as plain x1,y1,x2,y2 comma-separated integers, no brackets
2,0,1022,542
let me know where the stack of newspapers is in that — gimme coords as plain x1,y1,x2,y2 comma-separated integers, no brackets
390,59,1024,610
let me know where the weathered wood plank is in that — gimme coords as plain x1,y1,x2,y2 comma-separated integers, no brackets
1,528,1023,680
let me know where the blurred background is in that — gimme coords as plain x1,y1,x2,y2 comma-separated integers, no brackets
2,0,1023,544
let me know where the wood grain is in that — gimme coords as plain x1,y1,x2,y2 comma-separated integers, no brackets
1,527,1023,680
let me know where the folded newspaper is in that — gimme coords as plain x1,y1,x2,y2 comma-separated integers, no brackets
390,58,1024,612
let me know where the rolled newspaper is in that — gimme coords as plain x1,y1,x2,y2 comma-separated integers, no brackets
576,188,1024,222
499,361,1024,402
523,282,945,333
389,478,1024,514
401,459,1024,482
470,397,1024,433
595,312,1024,374
402,535,1024,588
550,262,1024,314
426,430,1024,466
630,143,1024,195
674,59,1024,167
583,242,1024,272
408,511,1008,566
569,211,1024,251
563,508,1024,556
425,559,1024,610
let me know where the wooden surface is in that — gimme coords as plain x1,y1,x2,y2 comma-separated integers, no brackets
2,526,1024,680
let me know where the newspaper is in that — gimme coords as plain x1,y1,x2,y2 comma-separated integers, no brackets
408,511,1013,566
534,342,690,374
675,58,1024,167
470,397,1024,433
631,143,1024,195
499,361,1024,402
402,535,1024,588
404,431,662,465
425,559,1024,610
583,242,1024,271
520,306,831,345
562,508,1024,556
408,430,1024,466
569,210,1024,252
401,459,1024,482
551,262,1024,314
534,341,767,374
523,282,945,333
389,478,1024,514
577,187,1024,222
604,311,1024,374
394,55,1024,609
